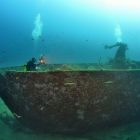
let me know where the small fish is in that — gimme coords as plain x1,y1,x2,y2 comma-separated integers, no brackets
64,82,76,86
104,81,113,84
13,113,22,119
15,77,19,80
1,50,6,54
41,39,45,42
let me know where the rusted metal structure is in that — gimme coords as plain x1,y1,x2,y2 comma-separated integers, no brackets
0,65,140,133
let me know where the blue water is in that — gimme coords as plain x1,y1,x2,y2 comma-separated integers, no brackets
1,0,140,67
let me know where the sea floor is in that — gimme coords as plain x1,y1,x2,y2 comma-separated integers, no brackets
0,98,140,140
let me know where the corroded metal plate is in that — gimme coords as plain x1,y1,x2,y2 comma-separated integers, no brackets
0,70,140,133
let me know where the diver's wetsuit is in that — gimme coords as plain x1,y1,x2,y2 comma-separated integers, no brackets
106,42,128,68
113,42,128,61
26,58,37,71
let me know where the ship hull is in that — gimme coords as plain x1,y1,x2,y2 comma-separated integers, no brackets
0,70,140,133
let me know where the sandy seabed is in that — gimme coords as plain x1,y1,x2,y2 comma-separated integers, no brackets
0,98,140,140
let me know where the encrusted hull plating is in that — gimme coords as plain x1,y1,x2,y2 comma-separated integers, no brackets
0,70,140,133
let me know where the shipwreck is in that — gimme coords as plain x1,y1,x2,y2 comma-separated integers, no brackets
0,64,140,133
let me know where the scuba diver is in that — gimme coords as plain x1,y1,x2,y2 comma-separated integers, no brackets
105,42,129,68
26,57,37,71
25,55,47,71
